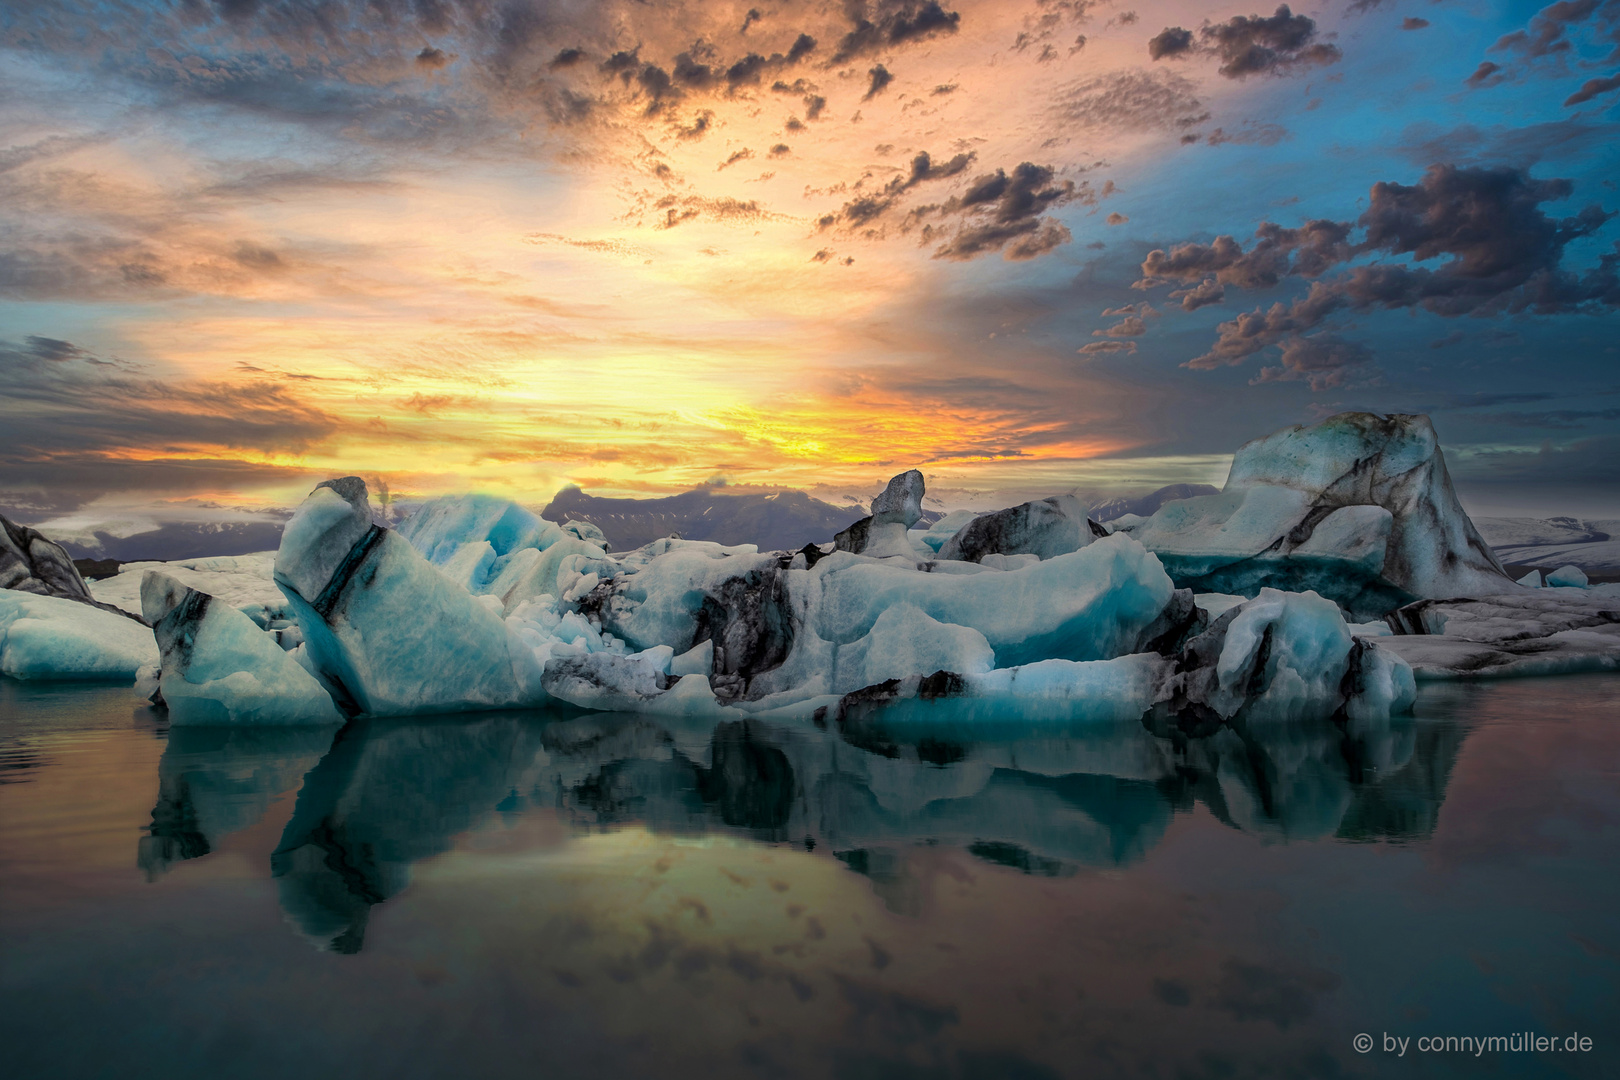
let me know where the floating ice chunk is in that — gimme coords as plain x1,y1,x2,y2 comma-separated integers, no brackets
561,519,608,547
1214,589,1357,720
1,513,95,602
1157,588,1414,722
90,553,283,619
484,538,613,615
398,493,566,564
834,469,926,555
540,649,728,717
807,533,1174,669
142,572,340,726
808,653,1171,728
1381,590,1620,680
872,469,925,528
1516,569,1542,588
0,588,157,679
1130,413,1512,616
1546,565,1588,588
937,495,1093,563
918,509,980,553
965,653,1168,721
834,604,994,694
670,639,713,676
275,479,374,606
275,480,546,717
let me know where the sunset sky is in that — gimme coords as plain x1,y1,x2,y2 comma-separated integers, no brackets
3,0,1618,527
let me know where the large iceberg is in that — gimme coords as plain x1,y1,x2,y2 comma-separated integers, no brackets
2,512,143,621
0,588,157,679
273,478,548,717
142,571,341,726
1122,413,1512,617
936,494,1098,563
1380,585,1620,679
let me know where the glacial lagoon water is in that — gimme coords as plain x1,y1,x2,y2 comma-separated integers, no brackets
1,677,1616,1080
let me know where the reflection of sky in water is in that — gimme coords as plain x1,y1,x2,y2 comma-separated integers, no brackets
1,676,1617,1078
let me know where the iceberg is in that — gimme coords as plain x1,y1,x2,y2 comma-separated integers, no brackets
1546,564,1588,588
142,571,341,726
1381,586,1620,679
273,478,547,717
1124,413,1512,617
3,512,146,622
0,588,157,679
936,494,1097,563
2,513,97,602
89,552,284,614
834,469,926,558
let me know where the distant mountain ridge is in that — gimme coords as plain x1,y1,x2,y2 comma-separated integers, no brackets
1090,484,1220,523
541,486,866,552
47,521,290,563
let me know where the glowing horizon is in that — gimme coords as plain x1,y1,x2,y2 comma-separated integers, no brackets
4,1,1618,521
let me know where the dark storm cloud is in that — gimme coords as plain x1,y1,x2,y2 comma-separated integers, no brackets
1137,164,1620,371
863,64,894,100
829,0,962,64
1250,335,1378,390
1077,339,1136,355
1490,0,1618,61
927,162,1079,261
817,149,977,230
1,1,842,155
0,336,341,470
652,194,768,229
1139,220,1353,289
1566,71,1620,104
1452,434,1620,486
1169,278,1225,311
816,153,1081,262
1148,6,1341,80
1205,123,1290,147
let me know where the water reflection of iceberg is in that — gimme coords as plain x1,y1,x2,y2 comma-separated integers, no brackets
139,726,338,880
546,702,1465,871
270,714,548,953
253,700,1464,950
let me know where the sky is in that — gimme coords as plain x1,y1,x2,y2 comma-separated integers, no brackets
2,0,1618,528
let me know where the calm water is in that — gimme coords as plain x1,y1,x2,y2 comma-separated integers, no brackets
2,676,1617,1080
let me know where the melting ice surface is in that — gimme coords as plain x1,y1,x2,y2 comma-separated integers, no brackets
2,676,1617,1080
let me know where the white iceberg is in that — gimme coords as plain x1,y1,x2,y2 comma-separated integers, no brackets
0,588,157,679
142,571,341,726
1128,412,1512,617
274,479,548,717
